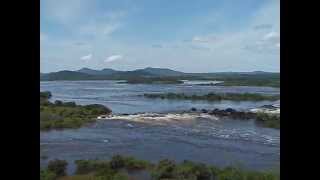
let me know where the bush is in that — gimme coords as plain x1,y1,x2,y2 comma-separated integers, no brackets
151,159,176,179
123,157,150,170
40,169,57,180
40,91,52,99
69,157,279,180
109,155,125,170
256,113,280,129
75,160,110,175
175,161,212,180
112,172,129,180
47,159,68,177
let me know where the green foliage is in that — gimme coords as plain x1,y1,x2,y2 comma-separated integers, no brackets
112,173,129,180
151,159,176,179
41,91,52,99
144,92,279,101
40,91,112,130
40,169,57,180
62,155,279,180
75,155,151,176
216,166,279,180
47,159,68,177
175,160,212,180
256,113,280,129
75,160,110,175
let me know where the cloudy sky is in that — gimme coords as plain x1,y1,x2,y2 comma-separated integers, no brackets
40,0,279,73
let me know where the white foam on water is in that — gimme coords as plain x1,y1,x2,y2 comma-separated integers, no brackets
104,112,219,124
126,123,134,128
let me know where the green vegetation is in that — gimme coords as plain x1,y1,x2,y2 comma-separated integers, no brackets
41,155,279,180
119,77,184,84
216,79,279,88
40,92,111,130
41,160,68,180
144,92,280,101
256,113,280,129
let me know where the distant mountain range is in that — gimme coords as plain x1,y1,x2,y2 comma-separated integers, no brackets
40,67,279,81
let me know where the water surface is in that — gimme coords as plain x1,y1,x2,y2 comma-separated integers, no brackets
40,81,280,173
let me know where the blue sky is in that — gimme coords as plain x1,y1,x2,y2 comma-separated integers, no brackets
40,0,279,73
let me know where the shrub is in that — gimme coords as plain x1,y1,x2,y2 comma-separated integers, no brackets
40,169,57,180
40,91,52,99
151,159,176,180
47,159,68,177
75,160,110,175
110,155,125,170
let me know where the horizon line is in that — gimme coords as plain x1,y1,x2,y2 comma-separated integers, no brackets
40,67,280,74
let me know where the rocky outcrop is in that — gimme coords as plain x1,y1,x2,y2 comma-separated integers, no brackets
190,107,256,119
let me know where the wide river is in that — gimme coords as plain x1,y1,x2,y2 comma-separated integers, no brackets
40,80,280,173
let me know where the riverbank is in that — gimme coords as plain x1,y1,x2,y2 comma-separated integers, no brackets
41,155,279,180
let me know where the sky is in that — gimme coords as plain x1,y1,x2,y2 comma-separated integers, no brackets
40,0,280,73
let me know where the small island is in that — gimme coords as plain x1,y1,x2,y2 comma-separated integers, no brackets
143,92,280,101
40,91,112,130
118,77,184,84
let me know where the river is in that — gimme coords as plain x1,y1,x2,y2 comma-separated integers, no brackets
40,80,280,174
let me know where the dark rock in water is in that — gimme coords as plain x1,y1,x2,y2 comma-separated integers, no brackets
206,108,256,119
225,108,236,113
261,105,277,109
201,109,208,113
209,108,220,115
191,107,197,111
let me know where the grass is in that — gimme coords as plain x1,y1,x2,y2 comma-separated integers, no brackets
256,113,280,129
144,92,280,101
42,155,279,180
40,92,111,130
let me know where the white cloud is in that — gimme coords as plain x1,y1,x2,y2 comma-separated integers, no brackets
192,35,219,43
105,55,123,63
80,54,92,60
40,32,47,41
263,32,280,41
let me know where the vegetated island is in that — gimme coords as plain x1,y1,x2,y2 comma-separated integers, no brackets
40,155,279,180
192,107,280,129
143,92,280,101
40,91,111,130
118,77,184,84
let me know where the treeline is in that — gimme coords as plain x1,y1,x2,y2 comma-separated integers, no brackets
40,155,279,180
144,92,280,101
119,77,184,84
40,91,111,130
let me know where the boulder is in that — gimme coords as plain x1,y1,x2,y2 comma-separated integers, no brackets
191,107,197,111
201,109,208,113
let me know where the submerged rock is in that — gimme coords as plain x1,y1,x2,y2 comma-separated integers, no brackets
201,109,208,113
